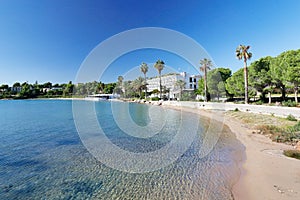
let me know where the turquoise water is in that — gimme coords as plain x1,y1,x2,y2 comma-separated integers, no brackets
0,100,243,199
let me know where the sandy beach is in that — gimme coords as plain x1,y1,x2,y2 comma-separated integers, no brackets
161,101,300,200
228,115,300,200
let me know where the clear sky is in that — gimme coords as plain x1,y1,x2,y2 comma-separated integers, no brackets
0,0,300,85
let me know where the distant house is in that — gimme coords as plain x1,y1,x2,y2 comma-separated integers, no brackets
86,94,120,100
42,88,51,93
42,87,62,93
147,72,201,99
11,86,22,93
51,87,62,91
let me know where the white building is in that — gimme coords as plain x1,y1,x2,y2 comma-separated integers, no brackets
147,72,201,99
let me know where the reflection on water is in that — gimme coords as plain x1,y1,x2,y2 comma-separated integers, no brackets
0,100,243,199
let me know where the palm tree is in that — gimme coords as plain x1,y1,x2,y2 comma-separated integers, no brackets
200,58,212,102
236,45,252,104
154,59,165,99
122,81,130,98
133,77,146,99
175,80,186,100
140,62,148,99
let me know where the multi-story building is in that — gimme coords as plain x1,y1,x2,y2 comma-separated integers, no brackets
147,72,201,99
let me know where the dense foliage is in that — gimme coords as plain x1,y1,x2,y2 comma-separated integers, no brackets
196,49,300,104
0,81,116,99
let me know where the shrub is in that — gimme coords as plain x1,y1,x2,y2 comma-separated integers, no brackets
234,108,239,112
151,97,159,101
287,114,297,121
283,149,300,160
253,100,263,105
282,100,297,107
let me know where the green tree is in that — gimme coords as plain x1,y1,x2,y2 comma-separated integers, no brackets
207,68,231,100
175,80,186,100
13,82,21,88
133,77,146,99
53,83,60,87
75,83,87,95
270,54,287,101
42,82,52,89
154,59,165,99
152,89,159,95
63,81,74,97
121,81,130,98
196,78,205,97
98,81,105,93
0,84,9,97
103,83,116,94
140,62,148,99
236,45,252,104
0,84,9,90
226,68,245,97
117,76,124,96
285,49,300,103
19,82,33,98
200,58,212,102
249,56,274,103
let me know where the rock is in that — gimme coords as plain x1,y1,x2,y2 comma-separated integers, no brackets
252,129,263,134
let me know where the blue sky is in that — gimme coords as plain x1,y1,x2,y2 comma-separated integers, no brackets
0,0,300,85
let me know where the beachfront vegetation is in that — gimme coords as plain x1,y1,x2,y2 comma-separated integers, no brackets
140,63,148,99
287,114,297,121
227,111,300,145
0,81,117,99
197,48,300,106
154,59,165,99
200,58,212,102
235,45,252,104
175,80,186,100
283,149,300,160
207,68,231,101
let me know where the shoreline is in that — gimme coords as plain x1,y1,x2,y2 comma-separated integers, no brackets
160,101,300,200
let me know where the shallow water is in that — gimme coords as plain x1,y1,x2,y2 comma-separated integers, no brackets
0,100,243,199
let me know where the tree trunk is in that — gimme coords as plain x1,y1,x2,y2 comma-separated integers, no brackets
139,89,142,99
204,67,208,102
159,73,162,99
261,91,266,102
295,89,298,104
281,84,286,101
244,60,248,104
144,74,147,100
268,91,271,104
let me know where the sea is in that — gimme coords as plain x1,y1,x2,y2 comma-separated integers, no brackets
0,99,244,199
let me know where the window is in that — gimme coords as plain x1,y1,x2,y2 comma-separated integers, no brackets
189,77,192,82
190,84,192,89
194,78,196,82
194,84,196,89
